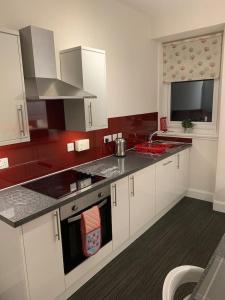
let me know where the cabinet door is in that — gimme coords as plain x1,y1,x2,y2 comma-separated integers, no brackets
0,31,29,145
174,149,190,200
155,156,176,215
82,49,107,130
183,149,190,192
60,47,108,132
22,210,65,300
175,152,183,199
0,220,29,300
84,98,94,131
111,177,130,250
129,165,155,236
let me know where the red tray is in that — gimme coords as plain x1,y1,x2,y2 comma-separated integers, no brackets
134,142,174,154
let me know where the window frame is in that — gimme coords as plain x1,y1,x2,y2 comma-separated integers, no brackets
164,79,219,131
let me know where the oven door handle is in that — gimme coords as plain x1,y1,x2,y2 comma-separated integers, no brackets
67,199,108,224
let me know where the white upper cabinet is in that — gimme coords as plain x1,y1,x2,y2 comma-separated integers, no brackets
129,165,156,236
22,210,65,300
111,177,130,250
0,29,30,146
60,46,108,131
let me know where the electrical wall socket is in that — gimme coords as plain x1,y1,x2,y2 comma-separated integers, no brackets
112,134,118,141
75,139,90,152
104,135,112,143
0,157,9,169
67,142,75,152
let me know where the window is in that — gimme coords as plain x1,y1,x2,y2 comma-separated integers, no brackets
162,32,221,134
170,79,214,122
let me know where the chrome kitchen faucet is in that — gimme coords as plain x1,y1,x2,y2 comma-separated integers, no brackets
148,130,165,143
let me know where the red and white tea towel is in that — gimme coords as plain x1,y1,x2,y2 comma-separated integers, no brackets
81,206,102,257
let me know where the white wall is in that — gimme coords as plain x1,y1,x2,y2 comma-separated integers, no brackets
214,32,225,211
0,0,156,118
148,0,225,207
187,138,218,201
150,0,225,39
150,1,225,201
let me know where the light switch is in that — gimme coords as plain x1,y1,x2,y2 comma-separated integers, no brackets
112,134,118,141
75,139,90,152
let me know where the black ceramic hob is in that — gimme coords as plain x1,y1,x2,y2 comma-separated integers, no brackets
23,169,105,199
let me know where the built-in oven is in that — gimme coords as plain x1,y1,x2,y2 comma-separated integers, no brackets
60,185,112,275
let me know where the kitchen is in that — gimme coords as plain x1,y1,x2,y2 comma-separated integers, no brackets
0,1,225,300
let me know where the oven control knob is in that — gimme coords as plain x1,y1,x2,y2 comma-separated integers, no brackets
98,192,103,198
72,205,78,212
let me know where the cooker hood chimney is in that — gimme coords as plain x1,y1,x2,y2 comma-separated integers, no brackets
19,26,96,100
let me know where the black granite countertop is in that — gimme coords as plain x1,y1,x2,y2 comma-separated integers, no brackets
0,144,191,227
190,233,225,300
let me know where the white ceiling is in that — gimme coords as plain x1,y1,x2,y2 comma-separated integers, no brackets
118,0,181,16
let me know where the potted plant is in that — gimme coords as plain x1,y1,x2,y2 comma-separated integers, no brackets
182,119,194,133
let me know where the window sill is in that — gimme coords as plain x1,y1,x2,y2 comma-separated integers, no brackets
169,121,217,130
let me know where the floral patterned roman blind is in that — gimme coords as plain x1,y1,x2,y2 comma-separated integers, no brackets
163,33,222,83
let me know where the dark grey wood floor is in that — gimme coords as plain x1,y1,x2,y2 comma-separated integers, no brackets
69,197,225,300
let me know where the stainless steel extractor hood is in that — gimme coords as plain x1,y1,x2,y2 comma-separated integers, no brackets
19,26,96,100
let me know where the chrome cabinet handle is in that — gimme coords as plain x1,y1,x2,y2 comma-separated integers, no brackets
163,160,173,166
177,154,180,169
112,184,117,207
88,102,93,127
90,102,93,127
130,176,135,197
54,211,60,241
17,105,25,137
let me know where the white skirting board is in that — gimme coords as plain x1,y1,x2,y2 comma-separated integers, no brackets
213,200,225,213
186,188,214,202
186,189,225,214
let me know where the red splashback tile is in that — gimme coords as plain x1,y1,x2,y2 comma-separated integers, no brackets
0,112,158,189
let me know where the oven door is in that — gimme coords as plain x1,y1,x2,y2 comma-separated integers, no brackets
60,196,112,274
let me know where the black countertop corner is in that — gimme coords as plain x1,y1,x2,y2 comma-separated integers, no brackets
0,144,191,228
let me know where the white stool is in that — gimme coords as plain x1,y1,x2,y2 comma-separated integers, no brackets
162,265,204,300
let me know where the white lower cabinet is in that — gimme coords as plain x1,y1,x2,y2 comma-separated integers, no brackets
155,156,176,215
111,177,130,250
129,165,156,236
175,149,190,199
0,220,29,300
0,149,190,300
22,210,65,300
155,149,190,215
